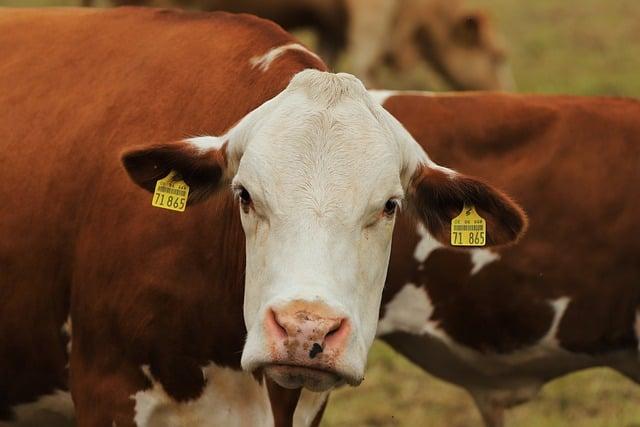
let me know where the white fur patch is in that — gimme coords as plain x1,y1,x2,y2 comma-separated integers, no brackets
131,363,326,427
426,161,458,178
413,223,443,263
470,249,500,275
235,70,412,383
294,390,328,426
61,316,72,358
377,283,438,336
542,297,570,346
7,390,74,427
185,136,226,153
412,224,497,275
132,364,272,427
367,89,435,105
250,43,321,72
367,90,399,105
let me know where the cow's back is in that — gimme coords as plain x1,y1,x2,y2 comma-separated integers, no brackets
106,0,348,37
381,92,640,382
0,7,324,414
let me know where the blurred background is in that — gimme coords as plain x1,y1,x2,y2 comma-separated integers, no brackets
2,0,639,425
3,0,640,96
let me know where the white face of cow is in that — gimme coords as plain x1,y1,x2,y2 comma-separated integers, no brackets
122,70,527,392
235,75,405,390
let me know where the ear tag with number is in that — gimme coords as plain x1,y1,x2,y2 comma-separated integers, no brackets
152,171,189,212
451,204,486,246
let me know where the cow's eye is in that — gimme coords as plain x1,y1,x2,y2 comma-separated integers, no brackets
234,185,253,211
383,199,399,216
239,188,251,205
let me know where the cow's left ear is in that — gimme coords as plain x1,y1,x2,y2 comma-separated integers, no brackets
409,165,527,247
121,140,228,204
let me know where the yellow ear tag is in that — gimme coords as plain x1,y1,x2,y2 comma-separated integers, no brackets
152,171,190,212
451,204,486,246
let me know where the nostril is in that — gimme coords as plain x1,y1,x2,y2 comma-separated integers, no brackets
266,309,288,340
309,342,324,359
323,318,349,350
325,319,343,338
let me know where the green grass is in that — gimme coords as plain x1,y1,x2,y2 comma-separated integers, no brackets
468,0,640,96
2,0,640,425
323,342,640,427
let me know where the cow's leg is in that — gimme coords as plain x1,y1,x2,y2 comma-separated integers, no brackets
266,378,330,427
469,391,505,427
342,0,397,87
469,383,544,427
309,396,327,427
381,332,505,426
295,389,330,427
608,352,640,385
69,352,147,427
266,378,301,427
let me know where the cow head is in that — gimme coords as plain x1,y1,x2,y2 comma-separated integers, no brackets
122,70,526,392
414,8,514,91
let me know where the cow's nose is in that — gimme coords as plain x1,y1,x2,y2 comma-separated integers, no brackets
266,302,349,359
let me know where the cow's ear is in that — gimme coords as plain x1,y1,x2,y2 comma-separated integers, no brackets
409,165,527,247
121,140,228,204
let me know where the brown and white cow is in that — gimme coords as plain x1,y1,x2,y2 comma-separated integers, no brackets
82,0,513,91
0,7,524,427
371,90,640,426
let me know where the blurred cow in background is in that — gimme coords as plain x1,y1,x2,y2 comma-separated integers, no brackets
82,0,513,91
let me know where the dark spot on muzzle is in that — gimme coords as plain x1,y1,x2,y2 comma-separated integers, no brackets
309,343,323,359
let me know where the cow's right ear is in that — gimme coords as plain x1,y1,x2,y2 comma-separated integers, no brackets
121,140,228,204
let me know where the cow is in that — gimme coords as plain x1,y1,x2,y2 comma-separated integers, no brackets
370,90,640,426
0,7,525,427
81,0,513,91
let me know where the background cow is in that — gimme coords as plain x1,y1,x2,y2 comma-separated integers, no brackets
81,0,512,91
371,90,640,427
0,7,525,427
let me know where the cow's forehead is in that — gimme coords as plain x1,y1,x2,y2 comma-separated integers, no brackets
237,95,402,216
250,97,398,166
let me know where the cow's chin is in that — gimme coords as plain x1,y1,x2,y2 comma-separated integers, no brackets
264,364,345,392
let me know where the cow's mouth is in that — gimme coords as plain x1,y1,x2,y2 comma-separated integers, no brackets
263,363,345,392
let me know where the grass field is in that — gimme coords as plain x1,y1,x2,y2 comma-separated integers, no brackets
324,342,640,427
2,0,639,425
